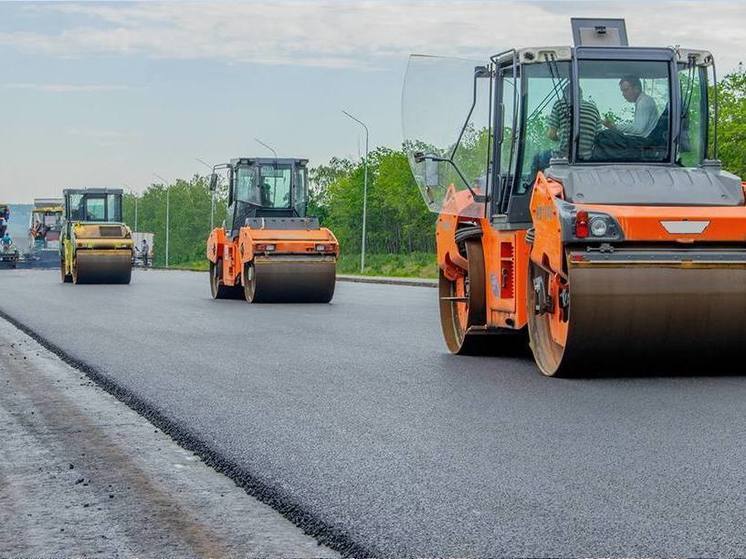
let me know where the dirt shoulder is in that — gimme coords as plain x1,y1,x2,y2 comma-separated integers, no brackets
0,318,336,558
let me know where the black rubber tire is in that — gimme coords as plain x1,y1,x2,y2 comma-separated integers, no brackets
527,261,572,377
243,263,256,303
439,239,487,355
210,260,244,300
61,258,72,283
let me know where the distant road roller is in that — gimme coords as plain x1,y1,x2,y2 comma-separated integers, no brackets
60,188,133,284
403,18,746,376
206,157,338,303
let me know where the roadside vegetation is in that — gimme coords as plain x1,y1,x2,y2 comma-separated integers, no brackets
123,70,745,277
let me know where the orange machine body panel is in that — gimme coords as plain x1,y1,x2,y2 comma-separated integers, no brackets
437,172,746,336
207,224,338,287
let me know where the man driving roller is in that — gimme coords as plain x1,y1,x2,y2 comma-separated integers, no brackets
603,75,659,137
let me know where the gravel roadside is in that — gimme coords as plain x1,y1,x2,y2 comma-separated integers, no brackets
0,317,337,558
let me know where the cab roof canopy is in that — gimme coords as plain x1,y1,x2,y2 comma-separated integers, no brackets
63,187,124,195
230,157,309,166
493,17,712,67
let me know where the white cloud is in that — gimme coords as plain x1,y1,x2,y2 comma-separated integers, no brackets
5,83,132,93
0,1,743,70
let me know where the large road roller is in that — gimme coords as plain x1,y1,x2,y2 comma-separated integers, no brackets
206,157,338,303
60,188,133,284
403,18,746,376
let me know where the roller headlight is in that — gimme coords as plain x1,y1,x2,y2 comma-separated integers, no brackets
590,217,609,237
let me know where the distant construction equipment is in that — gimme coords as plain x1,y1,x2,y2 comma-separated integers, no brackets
26,198,64,268
60,188,134,284
206,157,338,303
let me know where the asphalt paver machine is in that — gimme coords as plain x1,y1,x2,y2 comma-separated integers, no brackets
27,198,64,268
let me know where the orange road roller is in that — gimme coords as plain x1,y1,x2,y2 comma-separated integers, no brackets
60,188,133,284
206,157,338,303
403,18,746,376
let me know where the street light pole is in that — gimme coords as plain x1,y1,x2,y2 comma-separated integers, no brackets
153,173,170,268
342,110,369,274
254,138,278,159
195,158,215,230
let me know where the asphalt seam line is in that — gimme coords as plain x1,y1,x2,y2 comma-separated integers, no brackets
0,308,376,558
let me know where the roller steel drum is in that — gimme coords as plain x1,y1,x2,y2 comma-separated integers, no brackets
73,250,132,285
529,249,746,376
245,255,336,303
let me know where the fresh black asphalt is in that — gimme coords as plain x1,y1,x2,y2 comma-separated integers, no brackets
1,269,744,556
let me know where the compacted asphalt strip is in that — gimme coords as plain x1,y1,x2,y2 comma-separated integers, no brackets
1,269,745,556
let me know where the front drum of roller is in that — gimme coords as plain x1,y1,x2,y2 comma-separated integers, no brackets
73,250,132,285
245,256,336,303
529,257,746,376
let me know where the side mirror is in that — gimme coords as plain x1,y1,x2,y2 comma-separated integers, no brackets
209,173,218,192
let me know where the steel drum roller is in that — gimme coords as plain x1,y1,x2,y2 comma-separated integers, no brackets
530,251,746,375
74,250,132,284
248,256,336,303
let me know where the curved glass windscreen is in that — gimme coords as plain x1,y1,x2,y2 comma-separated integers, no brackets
236,164,295,209
67,194,122,222
402,55,492,218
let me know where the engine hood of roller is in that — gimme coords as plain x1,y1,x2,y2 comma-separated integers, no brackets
546,164,744,207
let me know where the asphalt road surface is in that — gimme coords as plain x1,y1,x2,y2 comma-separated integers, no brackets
1,269,745,556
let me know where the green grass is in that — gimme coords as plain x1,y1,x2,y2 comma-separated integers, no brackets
337,252,437,279
170,260,209,271
167,252,438,279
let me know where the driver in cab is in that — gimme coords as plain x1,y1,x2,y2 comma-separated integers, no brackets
603,76,659,137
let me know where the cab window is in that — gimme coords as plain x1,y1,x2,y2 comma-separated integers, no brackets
86,197,106,221
578,59,670,162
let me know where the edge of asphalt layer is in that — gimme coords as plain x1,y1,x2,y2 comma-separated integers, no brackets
154,266,438,288
0,307,374,558
335,274,436,288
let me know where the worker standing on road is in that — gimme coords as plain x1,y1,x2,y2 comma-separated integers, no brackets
140,238,149,268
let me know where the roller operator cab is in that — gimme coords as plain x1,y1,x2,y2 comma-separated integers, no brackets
403,18,746,376
60,188,134,284
206,157,339,303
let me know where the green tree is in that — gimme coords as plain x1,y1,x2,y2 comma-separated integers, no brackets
714,70,746,178
312,148,435,255
123,175,227,267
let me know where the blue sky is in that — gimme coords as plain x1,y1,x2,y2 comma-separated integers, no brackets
1,1,744,202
